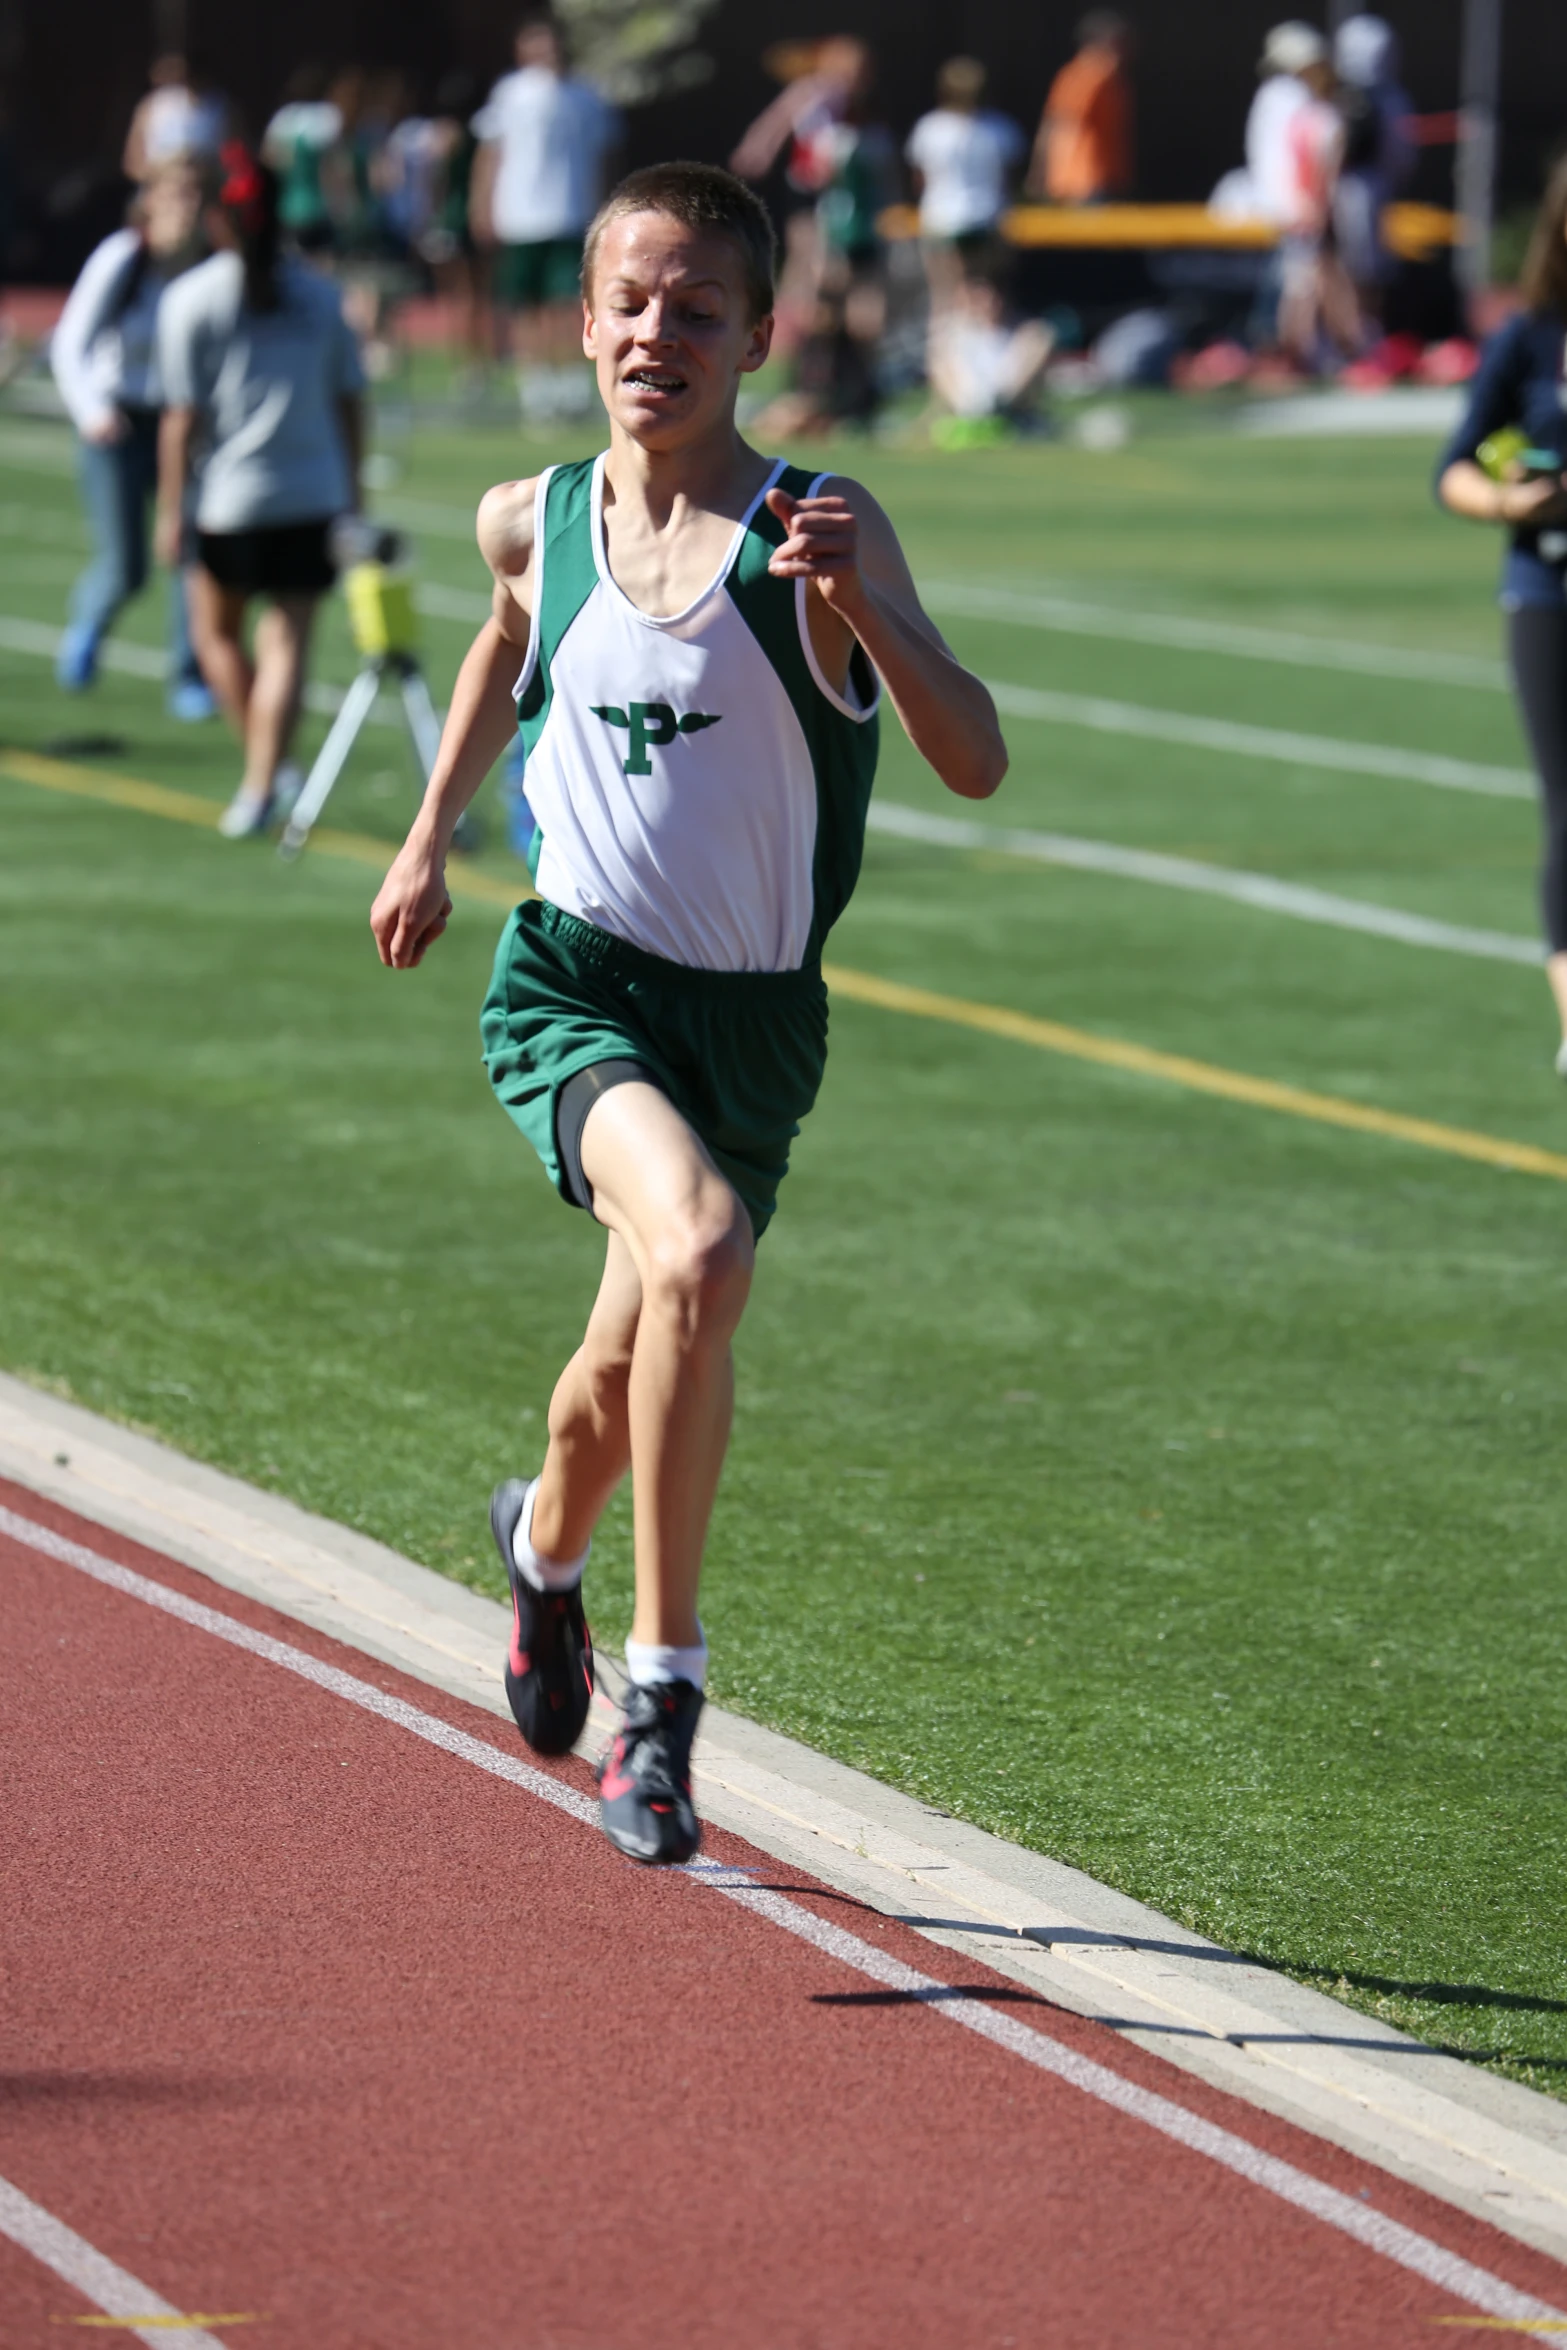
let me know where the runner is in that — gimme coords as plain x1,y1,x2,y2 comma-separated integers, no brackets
369,161,1007,1866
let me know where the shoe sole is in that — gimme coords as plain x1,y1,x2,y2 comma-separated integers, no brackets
599,1808,701,1866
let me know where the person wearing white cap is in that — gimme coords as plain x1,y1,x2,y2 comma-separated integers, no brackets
1244,23,1327,228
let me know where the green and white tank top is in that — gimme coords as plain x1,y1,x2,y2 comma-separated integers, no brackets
513,452,881,973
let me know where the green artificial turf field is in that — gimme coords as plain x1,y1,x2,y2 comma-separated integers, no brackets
3,395,1565,2094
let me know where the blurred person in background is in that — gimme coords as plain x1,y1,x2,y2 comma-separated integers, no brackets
155,145,365,838
1276,50,1361,368
263,66,342,255
1241,23,1326,226
338,69,413,378
732,39,892,416
1331,14,1414,328
123,50,230,185
51,153,214,717
1028,13,1133,206
471,12,618,420
730,38,875,334
905,58,1024,310
1438,159,1567,1072
417,71,491,386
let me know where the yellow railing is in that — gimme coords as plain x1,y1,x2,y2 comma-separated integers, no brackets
877,201,1458,263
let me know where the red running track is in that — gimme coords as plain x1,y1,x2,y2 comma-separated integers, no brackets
4,1474,1566,2349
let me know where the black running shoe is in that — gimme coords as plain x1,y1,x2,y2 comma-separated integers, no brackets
596,1679,704,1865
490,1478,593,1757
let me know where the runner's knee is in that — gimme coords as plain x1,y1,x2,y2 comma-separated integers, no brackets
645,1198,754,1339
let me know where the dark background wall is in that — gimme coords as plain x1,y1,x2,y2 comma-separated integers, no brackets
4,0,1565,282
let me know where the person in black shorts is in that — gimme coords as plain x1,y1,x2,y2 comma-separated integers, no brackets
155,144,365,837
1439,157,1567,1072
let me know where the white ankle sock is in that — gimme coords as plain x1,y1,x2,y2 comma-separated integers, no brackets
624,1631,707,1690
511,1477,589,1594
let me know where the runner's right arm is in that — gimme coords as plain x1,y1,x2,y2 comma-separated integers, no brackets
370,478,537,971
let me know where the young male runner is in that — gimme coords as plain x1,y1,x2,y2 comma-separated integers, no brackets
370,162,1006,1865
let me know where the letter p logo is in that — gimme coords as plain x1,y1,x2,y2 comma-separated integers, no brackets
624,700,677,776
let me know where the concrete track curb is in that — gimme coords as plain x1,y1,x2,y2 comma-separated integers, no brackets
4,1367,1566,2263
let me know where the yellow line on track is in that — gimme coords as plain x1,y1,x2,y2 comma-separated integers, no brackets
8,745,1567,1188
822,970,1567,1184
0,747,523,910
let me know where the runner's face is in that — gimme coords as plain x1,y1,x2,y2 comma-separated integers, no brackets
585,214,773,448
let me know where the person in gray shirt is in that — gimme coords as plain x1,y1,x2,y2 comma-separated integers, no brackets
156,143,365,836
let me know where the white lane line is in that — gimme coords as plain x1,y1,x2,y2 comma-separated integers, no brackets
361,588,1532,802
415,580,490,624
693,1862,1566,2327
0,613,166,682
986,679,1532,800
0,427,1504,693
6,1501,1564,2330
0,2173,229,2346
0,424,75,474
0,615,396,729
866,800,1540,967
921,578,1508,692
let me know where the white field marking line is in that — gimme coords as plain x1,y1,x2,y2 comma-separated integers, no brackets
986,678,1532,800
377,580,1530,804
0,615,397,729
5,1502,1564,2331
366,579,1531,799
0,423,76,474
0,2173,228,2347
371,485,1506,696
921,578,1508,693
865,800,1541,967
0,428,1504,693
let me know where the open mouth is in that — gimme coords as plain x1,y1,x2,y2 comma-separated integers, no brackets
623,368,688,395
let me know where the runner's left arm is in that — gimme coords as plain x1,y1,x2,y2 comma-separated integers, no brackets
765,481,1007,800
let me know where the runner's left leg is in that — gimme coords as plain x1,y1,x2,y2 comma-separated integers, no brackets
529,1229,641,1565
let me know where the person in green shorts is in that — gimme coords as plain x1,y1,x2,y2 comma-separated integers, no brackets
470,15,618,419
370,160,1006,1866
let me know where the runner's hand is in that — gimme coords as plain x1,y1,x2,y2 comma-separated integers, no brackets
765,487,867,617
371,831,454,969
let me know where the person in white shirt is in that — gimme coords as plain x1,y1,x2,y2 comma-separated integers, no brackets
1243,24,1325,228
470,13,618,414
122,51,230,185
50,154,213,716
905,58,1024,306
156,146,365,838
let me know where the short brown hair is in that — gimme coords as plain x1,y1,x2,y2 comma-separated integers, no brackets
582,161,777,322
1520,156,1567,319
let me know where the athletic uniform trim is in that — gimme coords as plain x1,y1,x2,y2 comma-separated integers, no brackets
793,469,882,724
510,461,556,710
587,449,788,627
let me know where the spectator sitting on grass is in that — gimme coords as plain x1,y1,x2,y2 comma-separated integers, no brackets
928,270,1053,443
749,284,881,441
